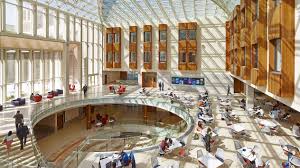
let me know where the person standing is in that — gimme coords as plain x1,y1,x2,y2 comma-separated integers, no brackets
204,128,212,152
82,84,88,96
16,123,29,150
13,111,23,130
2,131,13,155
161,82,164,91
227,85,231,96
158,82,162,91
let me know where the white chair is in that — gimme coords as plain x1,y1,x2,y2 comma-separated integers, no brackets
252,145,260,154
215,148,224,162
279,139,286,148
151,157,160,168
292,125,300,138
197,149,203,158
237,153,248,167
264,160,271,168
234,140,242,150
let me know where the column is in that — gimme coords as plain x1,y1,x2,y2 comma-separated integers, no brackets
246,85,254,108
86,105,91,129
63,14,70,96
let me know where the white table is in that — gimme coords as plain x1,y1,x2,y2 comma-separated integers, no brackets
198,153,223,168
237,147,256,162
168,138,182,151
99,154,122,168
257,119,277,128
199,115,214,123
290,156,300,167
230,124,245,133
220,101,231,106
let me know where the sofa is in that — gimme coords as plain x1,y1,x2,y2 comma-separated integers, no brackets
56,89,63,95
47,91,58,99
11,98,26,106
33,95,42,102
0,105,3,111
117,85,126,95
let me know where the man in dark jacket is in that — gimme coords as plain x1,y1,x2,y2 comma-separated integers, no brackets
82,84,88,96
16,123,29,150
13,111,23,130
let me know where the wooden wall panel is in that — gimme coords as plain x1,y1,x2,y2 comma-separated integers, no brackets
106,27,121,69
143,25,152,69
158,24,168,70
225,21,231,71
267,0,295,97
129,26,137,69
250,0,267,86
178,22,197,71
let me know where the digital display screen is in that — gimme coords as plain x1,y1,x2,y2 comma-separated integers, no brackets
171,77,205,86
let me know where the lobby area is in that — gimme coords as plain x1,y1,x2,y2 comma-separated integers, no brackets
0,0,300,168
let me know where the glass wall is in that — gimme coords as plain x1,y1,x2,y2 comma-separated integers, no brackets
37,6,46,37
49,10,57,39
5,0,19,33
23,1,34,35
0,0,103,103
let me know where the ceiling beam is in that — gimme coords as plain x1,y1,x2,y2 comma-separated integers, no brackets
168,0,180,23
180,0,188,21
210,0,231,17
154,0,176,28
119,0,147,24
129,0,156,25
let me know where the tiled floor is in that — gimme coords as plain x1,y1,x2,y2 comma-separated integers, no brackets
1,86,300,167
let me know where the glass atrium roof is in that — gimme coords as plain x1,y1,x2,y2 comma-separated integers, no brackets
37,0,240,24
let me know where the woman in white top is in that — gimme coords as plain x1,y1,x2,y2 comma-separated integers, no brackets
2,131,13,155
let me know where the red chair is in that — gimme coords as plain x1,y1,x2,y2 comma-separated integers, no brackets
69,84,75,91
33,95,42,102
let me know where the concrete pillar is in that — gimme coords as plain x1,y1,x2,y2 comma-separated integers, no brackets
246,85,255,108
86,105,91,129
54,113,58,133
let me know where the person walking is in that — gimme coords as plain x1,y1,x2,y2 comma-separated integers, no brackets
204,127,212,152
158,82,162,91
16,123,29,150
161,82,164,91
227,85,231,96
13,111,23,130
2,131,13,155
82,84,88,97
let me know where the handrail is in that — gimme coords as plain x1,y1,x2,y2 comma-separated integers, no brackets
18,89,194,168
61,119,188,168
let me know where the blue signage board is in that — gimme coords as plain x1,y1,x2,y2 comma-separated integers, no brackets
171,77,205,86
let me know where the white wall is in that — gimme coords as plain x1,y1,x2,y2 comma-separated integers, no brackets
104,17,232,95
64,108,79,122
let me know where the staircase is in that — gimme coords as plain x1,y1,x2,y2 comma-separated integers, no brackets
0,133,41,168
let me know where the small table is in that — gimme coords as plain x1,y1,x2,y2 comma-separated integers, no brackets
230,124,245,133
290,155,300,167
257,119,277,128
99,154,122,168
237,147,256,162
199,115,214,123
220,101,231,106
198,153,223,168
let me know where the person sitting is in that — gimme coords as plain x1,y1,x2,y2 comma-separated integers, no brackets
159,137,170,155
96,113,101,123
195,121,205,133
120,151,130,166
30,93,34,101
167,138,173,146
240,98,246,110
